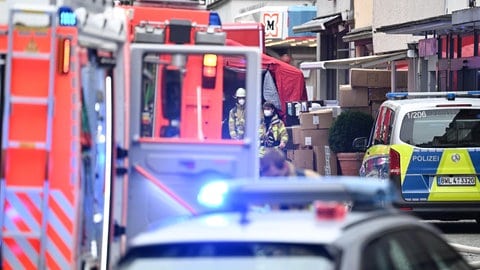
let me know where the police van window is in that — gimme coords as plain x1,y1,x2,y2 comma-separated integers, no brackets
372,107,394,145
399,109,480,148
372,106,386,145
382,109,394,144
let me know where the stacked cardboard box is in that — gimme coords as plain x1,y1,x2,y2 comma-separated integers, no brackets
340,68,408,117
350,68,408,89
339,84,390,117
285,109,337,175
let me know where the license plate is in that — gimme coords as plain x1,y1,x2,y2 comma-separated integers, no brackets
437,176,476,186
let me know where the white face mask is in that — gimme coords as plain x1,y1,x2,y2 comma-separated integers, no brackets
263,110,273,117
238,98,245,106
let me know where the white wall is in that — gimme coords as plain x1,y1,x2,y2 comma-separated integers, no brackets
354,0,373,29
212,0,314,23
316,0,353,20
0,0,51,25
374,0,445,27
446,0,480,13
372,0,445,53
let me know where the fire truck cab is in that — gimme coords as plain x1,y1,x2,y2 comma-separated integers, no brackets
1,0,263,269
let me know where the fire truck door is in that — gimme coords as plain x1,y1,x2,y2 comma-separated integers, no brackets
125,44,261,240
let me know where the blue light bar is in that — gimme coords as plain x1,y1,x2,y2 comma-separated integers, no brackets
58,6,76,26
198,177,400,212
467,90,480,96
387,91,480,100
386,92,408,99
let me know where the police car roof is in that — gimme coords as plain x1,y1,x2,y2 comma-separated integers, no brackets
129,177,402,247
384,97,480,111
129,209,398,247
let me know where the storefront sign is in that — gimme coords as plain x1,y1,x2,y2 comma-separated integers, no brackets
263,12,283,39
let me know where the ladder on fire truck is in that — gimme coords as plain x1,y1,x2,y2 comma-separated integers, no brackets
0,5,74,270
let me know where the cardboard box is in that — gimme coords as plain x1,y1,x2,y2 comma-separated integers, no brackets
300,129,329,147
299,109,333,130
313,145,338,176
350,68,408,88
323,105,342,118
339,85,369,107
287,149,314,170
287,125,303,146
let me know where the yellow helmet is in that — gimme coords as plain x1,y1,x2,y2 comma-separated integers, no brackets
235,87,246,98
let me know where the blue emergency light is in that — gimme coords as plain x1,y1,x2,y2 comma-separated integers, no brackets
58,6,77,26
387,90,480,100
386,92,408,100
467,90,480,96
209,12,222,26
197,181,229,208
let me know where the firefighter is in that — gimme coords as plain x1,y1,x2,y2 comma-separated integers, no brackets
259,101,288,157
228,87,247,139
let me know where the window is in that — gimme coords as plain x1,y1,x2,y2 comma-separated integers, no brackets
118,242,337,270
372,106,394,145
400,108,480,147
362,228,471,270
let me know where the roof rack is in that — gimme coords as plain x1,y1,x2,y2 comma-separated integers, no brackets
134,0,206,9
386,90,480,101
197,176,399,213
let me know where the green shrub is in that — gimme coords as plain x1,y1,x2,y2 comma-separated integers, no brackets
328,110,374,153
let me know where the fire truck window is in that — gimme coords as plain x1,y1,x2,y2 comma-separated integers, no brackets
138,52,249,140
222,66,247,139
140,54,159,137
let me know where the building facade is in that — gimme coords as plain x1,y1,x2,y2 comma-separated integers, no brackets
210,0,480,101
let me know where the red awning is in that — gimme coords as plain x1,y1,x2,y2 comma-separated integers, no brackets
225,39,308,115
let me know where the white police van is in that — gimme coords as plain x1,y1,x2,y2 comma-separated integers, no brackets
357,91,480,222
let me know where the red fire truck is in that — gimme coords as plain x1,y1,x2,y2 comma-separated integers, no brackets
1,0,262,269
0,1,127,269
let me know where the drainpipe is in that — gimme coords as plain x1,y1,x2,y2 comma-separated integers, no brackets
407,42,419,92
391,61,396,92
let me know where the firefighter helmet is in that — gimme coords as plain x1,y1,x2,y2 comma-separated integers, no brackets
235,87,246,98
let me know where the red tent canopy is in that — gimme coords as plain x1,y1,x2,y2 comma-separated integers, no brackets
225,39,308,115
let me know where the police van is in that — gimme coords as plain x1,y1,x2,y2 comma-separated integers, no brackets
357,91,480,222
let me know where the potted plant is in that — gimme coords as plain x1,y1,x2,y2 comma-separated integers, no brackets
328,109,374,176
